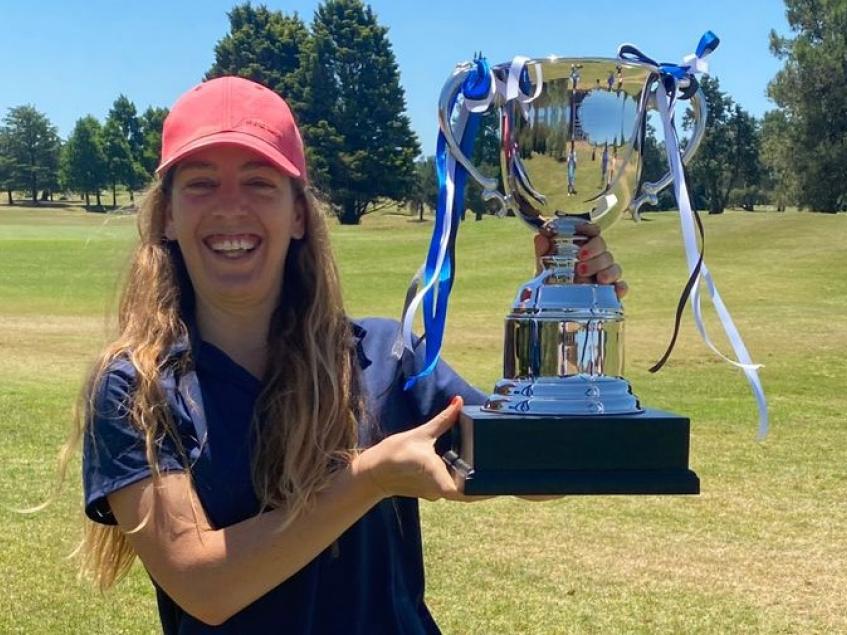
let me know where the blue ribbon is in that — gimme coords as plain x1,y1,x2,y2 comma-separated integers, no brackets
618,31,719,96
463,55,493,101
404,57,491,390
695,30,720,58
518,64,533,96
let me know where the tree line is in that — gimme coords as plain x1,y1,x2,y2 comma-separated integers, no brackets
0,98,167,209
640,58,845,215
0,0,420,223
0,0,843,217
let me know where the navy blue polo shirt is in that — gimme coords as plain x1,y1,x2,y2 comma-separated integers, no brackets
82,316,486,634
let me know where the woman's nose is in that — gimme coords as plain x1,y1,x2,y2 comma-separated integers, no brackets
211,179,249,217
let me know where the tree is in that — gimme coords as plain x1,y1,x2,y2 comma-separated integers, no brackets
108,95,144,160
1,105,61,203
38,138,62,202
126,161,151,201
464,108,502,221
107,95,147,201
0,128,14,204
61,116,107,209
684,76,761,214
138,106,169,178
411,111,500,223
635,121,675,211
408,156,437,221
768,0,847,212
207,3,311,117
102,119,134,208
301,0,420,224
759,109,798,211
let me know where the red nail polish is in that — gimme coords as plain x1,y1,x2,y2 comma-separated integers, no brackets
578,263,588,275
579,249,589,260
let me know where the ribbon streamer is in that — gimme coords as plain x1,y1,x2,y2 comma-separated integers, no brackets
644,34,769,439
400,57,491,388
401,56,541,388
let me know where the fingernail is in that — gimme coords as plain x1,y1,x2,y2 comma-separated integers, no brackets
578,263,588,275
450,396,461,407
579,249,589,260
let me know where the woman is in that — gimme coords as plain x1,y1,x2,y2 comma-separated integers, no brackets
70,76,626,632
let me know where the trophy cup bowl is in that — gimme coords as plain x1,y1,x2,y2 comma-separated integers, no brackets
438,57,704,495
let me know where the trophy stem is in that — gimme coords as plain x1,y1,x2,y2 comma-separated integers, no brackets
484,214,642,416
539,216,586,285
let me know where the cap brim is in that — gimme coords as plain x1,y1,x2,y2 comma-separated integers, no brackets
155,130,303,180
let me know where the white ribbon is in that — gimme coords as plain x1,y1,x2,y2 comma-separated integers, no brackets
655,86,769,440
498,56,543,118
682,53,710,75
401,57,543,358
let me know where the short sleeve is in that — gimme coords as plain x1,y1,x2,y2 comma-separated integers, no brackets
82,363,185,525
404,333,487,423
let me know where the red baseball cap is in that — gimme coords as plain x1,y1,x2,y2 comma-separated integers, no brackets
156,76,308,181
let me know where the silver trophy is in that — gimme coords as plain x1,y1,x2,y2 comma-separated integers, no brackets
439,56,706,495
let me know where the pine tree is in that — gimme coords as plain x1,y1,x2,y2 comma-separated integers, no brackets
102,118,134,208
138,106,169,178
108,95,144,160
768,0,847,212
1,105,61,203
0,128,14,204
207,3,311,118
302,0,420,224
61,116,107,209
107,95,148,201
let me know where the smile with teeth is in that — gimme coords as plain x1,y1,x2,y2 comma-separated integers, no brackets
204,234,262,259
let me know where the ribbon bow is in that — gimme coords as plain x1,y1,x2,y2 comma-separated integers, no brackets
462,54,495,112
618,31,719,99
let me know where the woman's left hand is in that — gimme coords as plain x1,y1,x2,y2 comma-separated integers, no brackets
534,222,628,299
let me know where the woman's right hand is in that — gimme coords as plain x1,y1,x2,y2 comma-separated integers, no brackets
355,396,467,502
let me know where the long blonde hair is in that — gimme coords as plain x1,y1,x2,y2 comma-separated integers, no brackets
53,172,361,591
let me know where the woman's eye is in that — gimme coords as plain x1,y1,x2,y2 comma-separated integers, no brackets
247,180,275,190
185,180,216,192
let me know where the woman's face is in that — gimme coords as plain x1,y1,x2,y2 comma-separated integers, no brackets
165,144,305,310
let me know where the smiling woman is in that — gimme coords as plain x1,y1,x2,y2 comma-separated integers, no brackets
165,146,306,378
170,150,303,286
50,75,625,633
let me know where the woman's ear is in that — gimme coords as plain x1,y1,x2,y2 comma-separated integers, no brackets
291,196,306,240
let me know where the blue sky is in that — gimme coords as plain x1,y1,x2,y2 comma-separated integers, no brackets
1,1,790,154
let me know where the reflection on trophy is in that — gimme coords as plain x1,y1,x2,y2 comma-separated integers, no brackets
433,55,708,495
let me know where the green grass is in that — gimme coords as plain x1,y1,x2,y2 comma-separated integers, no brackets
1,203,845,633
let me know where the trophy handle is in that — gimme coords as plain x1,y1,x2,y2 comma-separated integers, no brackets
438,64,513,215
630,83,708,219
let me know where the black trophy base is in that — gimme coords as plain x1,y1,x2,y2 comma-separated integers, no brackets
443,407,699,496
